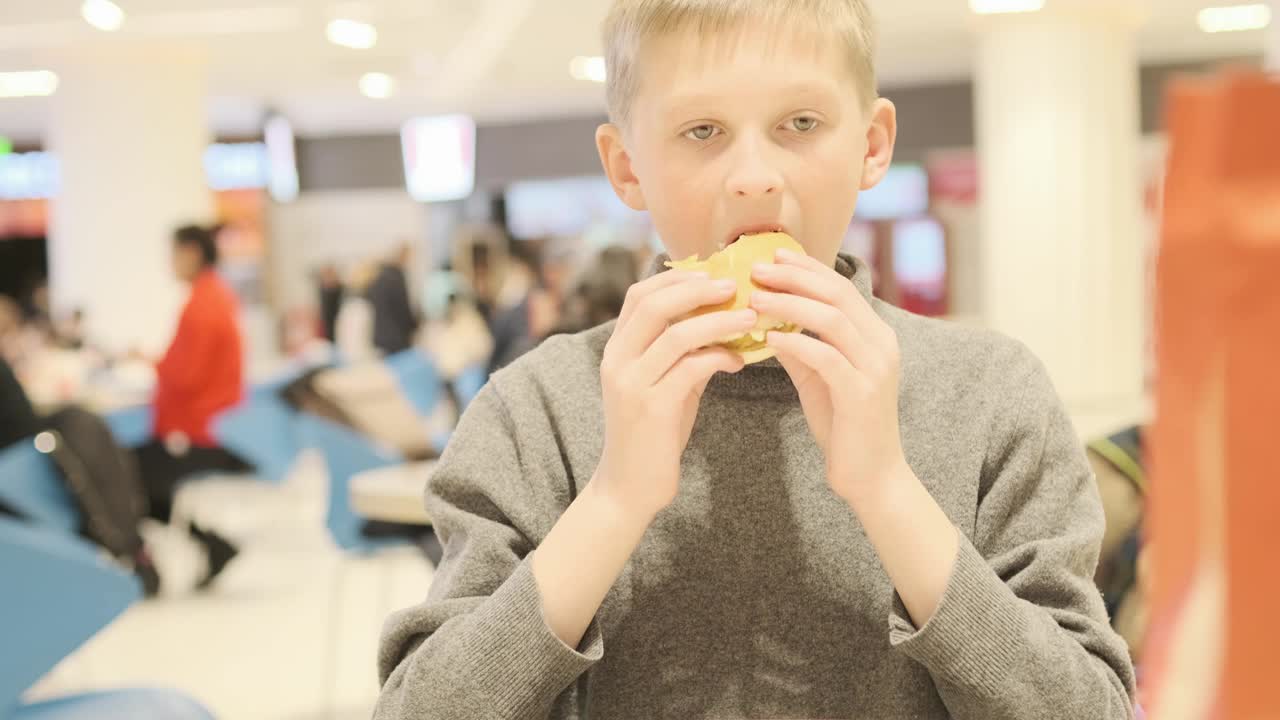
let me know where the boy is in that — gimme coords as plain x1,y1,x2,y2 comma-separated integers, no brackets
375,1,1136,718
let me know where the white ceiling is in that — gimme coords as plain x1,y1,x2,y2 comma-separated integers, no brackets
0,0,1269,140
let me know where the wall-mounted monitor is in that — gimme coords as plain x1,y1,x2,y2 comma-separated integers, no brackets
264,115,299,203
401,114,476,203
856,164,929,221
0,152,58,200
504,175,649,248
204,142,270,192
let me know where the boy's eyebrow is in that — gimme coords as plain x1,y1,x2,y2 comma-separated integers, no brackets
660,81,845,120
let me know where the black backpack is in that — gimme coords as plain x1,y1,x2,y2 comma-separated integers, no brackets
42,406,148,560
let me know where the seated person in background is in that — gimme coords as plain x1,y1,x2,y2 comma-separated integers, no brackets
367,243,420,356
426,293,493,420
1087,425,1149,660
487,239,575,373
0,355,41,452
485,240,541,373
552,245,641,335
1,355,162,595
134,224,247,590
0,295,46,375
316,264,345,344
335,262,378,363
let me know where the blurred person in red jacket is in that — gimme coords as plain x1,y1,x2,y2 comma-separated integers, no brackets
134,224,248,591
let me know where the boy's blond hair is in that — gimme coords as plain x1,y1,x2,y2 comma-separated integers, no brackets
603,0,878,126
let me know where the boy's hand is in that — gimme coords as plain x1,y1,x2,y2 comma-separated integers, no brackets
595,270,754,519
750,250,909,508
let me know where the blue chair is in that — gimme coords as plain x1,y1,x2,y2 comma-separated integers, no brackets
0,439,80,535
211,395,300,485
170,394,302,542
247,366,305,404
454,363,488,413
294,414,407,554
294,414,416,715
0,517,213,719
383,349,442,419
428,363,488,454
0,517,135,710
102,405,152,450
13,688,214,720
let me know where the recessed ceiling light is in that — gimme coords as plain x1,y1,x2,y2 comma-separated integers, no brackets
82,0,126,32
0,71,59,98
969,0,1045,14
359,72,395,99
1197,4,1271,33
326,18,377,49
569,56,607,83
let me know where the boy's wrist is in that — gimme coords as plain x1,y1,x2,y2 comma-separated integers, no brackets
840,459,918,519
584,474,662,531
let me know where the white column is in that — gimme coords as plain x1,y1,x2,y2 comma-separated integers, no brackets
47,46,214,355
973,2,1147,428
1267,0,1280,71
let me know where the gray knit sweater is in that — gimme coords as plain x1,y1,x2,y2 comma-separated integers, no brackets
375,254,1136,719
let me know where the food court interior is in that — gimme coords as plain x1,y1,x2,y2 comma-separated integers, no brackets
1,1,1277,718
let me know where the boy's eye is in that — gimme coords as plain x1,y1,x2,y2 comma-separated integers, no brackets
684,125,720,141
789,116,820,133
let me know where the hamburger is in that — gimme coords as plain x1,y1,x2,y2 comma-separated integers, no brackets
665,231,805,365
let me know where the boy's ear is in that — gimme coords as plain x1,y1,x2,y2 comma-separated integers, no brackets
596,123,648,212
860,99,898,191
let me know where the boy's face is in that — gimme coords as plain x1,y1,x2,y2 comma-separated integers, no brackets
598,20,897,267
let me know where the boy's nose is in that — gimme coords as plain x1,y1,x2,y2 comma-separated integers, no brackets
729,174,779,197
726,143,782,198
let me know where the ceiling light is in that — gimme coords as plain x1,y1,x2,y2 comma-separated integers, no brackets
1197,4,1271,33
81,0,126,32
569,56,607,83
0,71,59,98
969,0,1045,14
359,72,395,99
326,18,377,49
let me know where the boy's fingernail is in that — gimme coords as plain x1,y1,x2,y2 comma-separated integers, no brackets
737,309,758,324
715,279,738,292
753,262,775,275
776,249,798,262
751,291,771,305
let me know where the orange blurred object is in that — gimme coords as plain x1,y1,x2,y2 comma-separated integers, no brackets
1146,70,1280,719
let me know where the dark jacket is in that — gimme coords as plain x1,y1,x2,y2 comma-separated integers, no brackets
0,357,40,450
367,264,418,356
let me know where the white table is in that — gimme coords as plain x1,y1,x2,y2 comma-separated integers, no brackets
350,461,436,526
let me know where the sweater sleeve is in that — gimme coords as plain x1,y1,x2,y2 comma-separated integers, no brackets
887,352,1137,720
375,382,602,720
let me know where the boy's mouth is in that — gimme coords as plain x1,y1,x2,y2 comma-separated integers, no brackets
722,224,788,250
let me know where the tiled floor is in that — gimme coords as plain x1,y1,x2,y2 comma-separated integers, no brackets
26,452,435,720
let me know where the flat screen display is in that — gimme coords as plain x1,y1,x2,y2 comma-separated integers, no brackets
402,114,477,203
